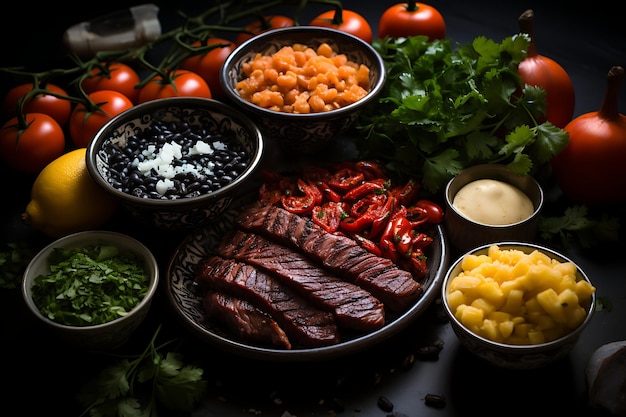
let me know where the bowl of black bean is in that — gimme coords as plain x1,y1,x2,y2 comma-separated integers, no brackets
85,97,265,230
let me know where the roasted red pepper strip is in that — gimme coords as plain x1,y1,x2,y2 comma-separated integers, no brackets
316,181,342,203
327,168,365,192
392,178,420,207
392,216,414,256
312,201,348,233
416,199,444,224
281,179,320,214
405,206,429,228
369,193,395,240
342,193,387,233
350,232,383,256
354,160,387,180
342,179,386,201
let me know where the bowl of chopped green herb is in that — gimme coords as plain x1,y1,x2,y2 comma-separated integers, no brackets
21,230,159,350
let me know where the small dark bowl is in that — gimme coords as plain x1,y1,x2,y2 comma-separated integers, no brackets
86,97,264,230
444,164,544,253
220,25,386,154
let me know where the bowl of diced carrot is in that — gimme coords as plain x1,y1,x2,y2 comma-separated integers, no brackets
220,25,386,154
441,242,596,369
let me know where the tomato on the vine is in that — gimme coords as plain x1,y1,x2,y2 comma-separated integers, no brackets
69,90,133,148
236,15,295,45
0,112,66,174
309,9,373,44
137,69,212,104
180,38,235,100
3,83,72,128
81,62,141,104
378,2,446,40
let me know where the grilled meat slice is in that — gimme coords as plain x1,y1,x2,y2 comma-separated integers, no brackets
235,202,423,313
217,229,385,332
204,291,292,349
195,256,340,347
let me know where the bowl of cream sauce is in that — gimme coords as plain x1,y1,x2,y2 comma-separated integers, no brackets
443,164,544,252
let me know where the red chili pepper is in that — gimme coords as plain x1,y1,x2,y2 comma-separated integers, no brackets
392,216,414,256
281,179,320,214
316,181,342,203
342,193,387,233
328,168,365,192
380,232,399,264
342,179,386,201
354,160,387,180
350,232,383,256
392,178,421,206
406,249,428,279
369,193,395,240
411,232,434,249
312,201,348,233
405,206,429,228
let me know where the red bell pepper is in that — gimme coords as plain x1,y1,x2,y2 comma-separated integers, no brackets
342,178,387,201
281,179,321,215
328,167,365,192
312,201,348,233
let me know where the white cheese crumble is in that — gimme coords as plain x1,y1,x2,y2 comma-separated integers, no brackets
132,139,222,195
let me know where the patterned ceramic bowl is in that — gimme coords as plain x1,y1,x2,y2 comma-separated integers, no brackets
22,230,159,350
441,242,596,369
86,97,264,230
220,26,386,154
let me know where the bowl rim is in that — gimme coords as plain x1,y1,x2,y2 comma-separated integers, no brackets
22,230,160,331
220,25,387,120
441,241,596,350
85,97,265,207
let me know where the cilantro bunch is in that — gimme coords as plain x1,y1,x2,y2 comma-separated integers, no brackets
354,34,569,194
78,325,208,417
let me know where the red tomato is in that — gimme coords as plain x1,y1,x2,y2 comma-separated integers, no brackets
378,2,446,40
236,15,295,45
180,38,235,100
0,113,66,174
415,199,444,223
69,90,133,148
517,9,575,128
309,9,373,43
81,62,141,104
137,69,212,104
3,83,72,127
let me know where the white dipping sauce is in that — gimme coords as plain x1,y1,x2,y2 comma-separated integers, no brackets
452,179,534,225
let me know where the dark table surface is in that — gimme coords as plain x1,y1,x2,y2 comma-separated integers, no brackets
1,1,625,416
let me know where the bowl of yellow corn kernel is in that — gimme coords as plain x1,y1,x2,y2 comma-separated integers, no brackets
441,242,597,369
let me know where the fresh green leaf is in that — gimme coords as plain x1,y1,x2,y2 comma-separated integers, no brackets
355,34,569,194
31,244,149,326
0,241,35,289
538,205,620,248
78,325,207,417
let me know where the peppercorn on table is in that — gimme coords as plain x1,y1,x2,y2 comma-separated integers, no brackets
1,1,624,416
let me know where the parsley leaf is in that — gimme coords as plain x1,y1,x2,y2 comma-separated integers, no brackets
78,325,208,417
538,205,620,248
354,34,569,193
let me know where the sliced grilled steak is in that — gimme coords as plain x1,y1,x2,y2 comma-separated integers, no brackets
217,230,385,332
204,291,292,349
195,256,340,347
235,202,423,313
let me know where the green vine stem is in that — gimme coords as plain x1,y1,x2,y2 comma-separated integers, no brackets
0,0,346,124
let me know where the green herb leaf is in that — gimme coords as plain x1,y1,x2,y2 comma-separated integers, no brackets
538,205,620,248
0,241,35,289
355,34,569,193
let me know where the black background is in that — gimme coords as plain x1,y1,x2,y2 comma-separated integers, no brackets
1,1,625,417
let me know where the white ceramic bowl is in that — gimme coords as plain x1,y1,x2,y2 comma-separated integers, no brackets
441,242,596,369
86,97,264,230
220,25,386,154
22,230,159,350
443,164,544,253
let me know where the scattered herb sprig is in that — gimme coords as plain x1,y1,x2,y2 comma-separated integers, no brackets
354,34,569,194
77,324,208,417
0,241,34,289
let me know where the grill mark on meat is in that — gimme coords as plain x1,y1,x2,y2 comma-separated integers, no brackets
204,291,292,349
236,203,423,313
217,230,385,332
195,255,340,347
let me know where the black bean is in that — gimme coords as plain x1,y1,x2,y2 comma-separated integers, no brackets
424,394,446,408
377,396,394,412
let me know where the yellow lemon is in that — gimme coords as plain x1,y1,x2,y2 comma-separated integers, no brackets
21,148,119,238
